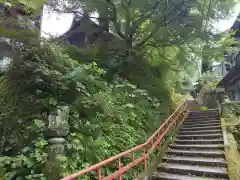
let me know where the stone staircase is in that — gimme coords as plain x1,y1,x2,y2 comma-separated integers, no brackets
149,109,229,180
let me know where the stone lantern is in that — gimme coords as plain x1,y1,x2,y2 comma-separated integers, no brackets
43,104,69,179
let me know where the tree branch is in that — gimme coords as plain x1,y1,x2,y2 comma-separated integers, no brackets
104,0,125,40
134,0,189,49
130,1,162,37
124,0,132,45
73,11,114,21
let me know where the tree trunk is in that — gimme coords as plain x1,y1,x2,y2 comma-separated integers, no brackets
98,1,110,32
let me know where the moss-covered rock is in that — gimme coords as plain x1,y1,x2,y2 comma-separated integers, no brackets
225,133,240,180
221,101,240,151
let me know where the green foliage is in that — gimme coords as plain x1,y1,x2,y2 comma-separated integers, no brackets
222,101,240,151
201,32,237,64
49,0,237,98
200,72,221,86
222,102,240,179
0,0,238,178
225,132,240,180
0,42,188,179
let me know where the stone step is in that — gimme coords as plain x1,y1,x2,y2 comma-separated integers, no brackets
180,125,221,131
175,139,224,145
188,110,219,115
186,115,219,119
183,120,220,126
182,122,220,128
188,110,218,113
188,111,219,115
163,156,227,167
177,134,223,140
189,109,219,113
180,122,220,128
187,114,219,117
150,172,227,180
166,149,225,158
157,163,228,179
179,129,222,135
184,118,220,123
185,118,219,123
186,118,219,122
170,144,224,150
189,110,218,113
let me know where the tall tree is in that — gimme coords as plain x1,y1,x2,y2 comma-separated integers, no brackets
46,0,237,97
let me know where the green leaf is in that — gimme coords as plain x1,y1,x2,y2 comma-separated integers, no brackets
35,139,48,148
48,97,57,106
125,103,134,108
33,119,45,129
57,155,67,163
18,0,44,10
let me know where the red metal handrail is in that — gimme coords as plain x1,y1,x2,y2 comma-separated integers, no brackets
60,101,189,180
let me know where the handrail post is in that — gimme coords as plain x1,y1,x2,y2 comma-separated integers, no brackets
97,168,101,180
131,151,135,161
143,148,147,170
149,140,152,147
117,158,122,180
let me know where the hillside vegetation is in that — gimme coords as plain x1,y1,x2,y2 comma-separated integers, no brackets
0,43,189,179
0,0,238,179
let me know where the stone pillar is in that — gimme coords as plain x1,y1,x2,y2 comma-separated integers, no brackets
43,104,69,180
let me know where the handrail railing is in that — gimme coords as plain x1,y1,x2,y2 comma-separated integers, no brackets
60,100,189,180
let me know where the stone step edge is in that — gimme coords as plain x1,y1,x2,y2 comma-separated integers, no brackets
166,150,225,158
170,144,224,150
186,115,219,119
177,134,223,139
183,120,220,124
180,124,221,128
150,172,227,180
167,149,225,155
179,130,222,134
175,139,224,144
180,125,221,130
157,163,228,179
163,156,227,166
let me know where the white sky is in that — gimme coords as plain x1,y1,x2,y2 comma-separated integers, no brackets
41,6,74,38
212,3,240,32
41,3,240,38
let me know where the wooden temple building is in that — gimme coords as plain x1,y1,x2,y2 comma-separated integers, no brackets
58,12,126,68
58,12,120,49
217,14,240,101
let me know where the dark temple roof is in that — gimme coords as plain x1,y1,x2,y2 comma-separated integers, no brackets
218,61,240,87
232,13,240,38
217,14,240,87
58,14,119,48
59,16,99,40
